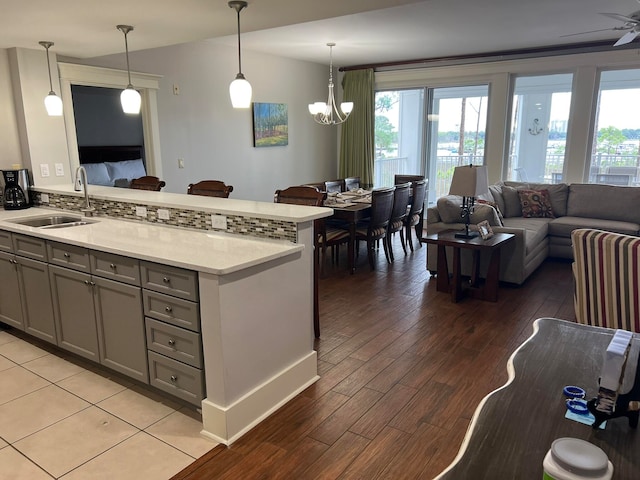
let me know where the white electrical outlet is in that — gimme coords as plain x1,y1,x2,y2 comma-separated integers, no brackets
157,209,170,220
211,214,227,230
173,84,180,95
40,193,50,203
135,206,148,217
54,163,64,176
178,158,185,169
40,164,50,177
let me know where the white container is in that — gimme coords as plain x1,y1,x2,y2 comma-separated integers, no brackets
543,438,613,480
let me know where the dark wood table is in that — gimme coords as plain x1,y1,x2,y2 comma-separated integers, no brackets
330,203,370,274
423,229,514,302
436,318,640,479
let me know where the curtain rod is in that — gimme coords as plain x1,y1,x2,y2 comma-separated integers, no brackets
339,40,635,72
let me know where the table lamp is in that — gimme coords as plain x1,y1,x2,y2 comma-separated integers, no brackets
448,165,489,239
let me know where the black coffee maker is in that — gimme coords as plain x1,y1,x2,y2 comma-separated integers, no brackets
1,169,31,210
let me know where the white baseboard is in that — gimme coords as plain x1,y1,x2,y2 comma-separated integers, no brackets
200,351,318,445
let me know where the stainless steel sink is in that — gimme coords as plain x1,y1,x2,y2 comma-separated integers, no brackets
9,215,97,229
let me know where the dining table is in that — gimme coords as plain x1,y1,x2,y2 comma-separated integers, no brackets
326,192,372,274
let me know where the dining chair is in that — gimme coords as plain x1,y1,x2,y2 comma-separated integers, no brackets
274,185,335,338
343,176,360,192
187,180,234,198
403,179,427,251
354,186,395,269
386,182,412,262
129,176,166,191
324,180,344,194
394,174,424,185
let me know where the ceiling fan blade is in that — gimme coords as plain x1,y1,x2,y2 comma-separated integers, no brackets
560,28,624,38
614,29,640,46
600,12,639,24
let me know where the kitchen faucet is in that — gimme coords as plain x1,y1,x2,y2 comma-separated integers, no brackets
74,166,96,216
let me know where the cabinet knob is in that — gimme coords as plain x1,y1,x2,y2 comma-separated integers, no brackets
170,375,178,383
64,252,70,258
109,263,116,269
165,306,172,313
168,338,176,346
162,277,171,284
84,280,90,285
90,281,96,286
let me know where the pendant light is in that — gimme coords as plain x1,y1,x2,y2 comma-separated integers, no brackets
117,25,141,114
308,43,353,126
39,41,63,116
228,1,252,108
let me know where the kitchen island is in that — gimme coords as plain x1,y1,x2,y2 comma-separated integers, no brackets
0,185,332,445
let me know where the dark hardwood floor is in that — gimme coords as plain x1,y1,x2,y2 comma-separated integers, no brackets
172,238,576,479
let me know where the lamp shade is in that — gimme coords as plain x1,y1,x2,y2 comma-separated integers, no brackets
449,165,489,197
229,74,252,108
44,92,63,116
121,86,141,114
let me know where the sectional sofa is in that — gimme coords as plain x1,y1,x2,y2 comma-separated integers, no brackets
426,181,640,285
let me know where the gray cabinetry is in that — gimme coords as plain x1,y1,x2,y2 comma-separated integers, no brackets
0,249,24,329
0,233,55,342
49,265,99,361
142,261,203,405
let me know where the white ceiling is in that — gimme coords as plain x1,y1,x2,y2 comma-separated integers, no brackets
3,0,640,67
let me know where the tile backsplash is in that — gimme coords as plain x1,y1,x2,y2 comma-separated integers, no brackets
30,191,298,243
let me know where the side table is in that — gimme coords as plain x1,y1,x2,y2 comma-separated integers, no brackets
423,229,515,302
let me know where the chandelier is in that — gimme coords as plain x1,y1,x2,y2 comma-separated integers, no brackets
308,43,353,126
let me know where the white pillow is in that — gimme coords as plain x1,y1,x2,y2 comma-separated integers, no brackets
105,159,146,182
83,162,112,186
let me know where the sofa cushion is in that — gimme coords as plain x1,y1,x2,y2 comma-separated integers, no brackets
518,189,555,218
548,216,640,238
567,183,640,223
477,199,504,225
503,217,551,255
488,184,506,215
502,186,523,217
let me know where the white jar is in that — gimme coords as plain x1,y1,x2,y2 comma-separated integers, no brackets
543,438,613,480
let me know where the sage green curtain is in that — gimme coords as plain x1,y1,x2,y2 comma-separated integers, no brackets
339,69,375,188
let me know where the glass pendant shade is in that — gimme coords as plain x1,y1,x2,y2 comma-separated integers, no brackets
121,86,141,114
229,74,252,109
44,92,63,116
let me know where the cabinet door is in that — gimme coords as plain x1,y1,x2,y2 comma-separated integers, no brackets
93,277,148,383
0,251,24,329
49,265,99,361
18,257,56,343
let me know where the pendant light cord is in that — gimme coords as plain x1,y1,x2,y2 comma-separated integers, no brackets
123,30,133,87
40,42,55,94
236,7,243,75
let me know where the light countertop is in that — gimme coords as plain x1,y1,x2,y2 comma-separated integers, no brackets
34,184,333,223
0,208,304,275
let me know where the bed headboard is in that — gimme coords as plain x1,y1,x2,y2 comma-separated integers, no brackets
78,145,144,164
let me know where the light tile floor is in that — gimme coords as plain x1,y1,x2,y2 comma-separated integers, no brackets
0,328,218,479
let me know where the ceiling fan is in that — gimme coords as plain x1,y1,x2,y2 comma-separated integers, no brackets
562,6,640,46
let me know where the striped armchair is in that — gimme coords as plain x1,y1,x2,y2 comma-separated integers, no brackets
571,229,640,332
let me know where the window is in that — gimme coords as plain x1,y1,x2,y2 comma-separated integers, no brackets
426,85,488,205
507,74,573,184
588,69,640,186
373,89,425,187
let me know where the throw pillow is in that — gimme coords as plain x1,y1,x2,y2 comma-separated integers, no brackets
501,185,523,217
518,189,556,218
469,204,502,227
477,199,504,226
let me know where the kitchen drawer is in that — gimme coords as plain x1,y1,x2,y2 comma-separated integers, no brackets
47,241,90,272
140,261,198,301
13,234,47,261
0,230,12,253
145,317,202,368
147,351,204,406
90,250,140,286
143,290,200,332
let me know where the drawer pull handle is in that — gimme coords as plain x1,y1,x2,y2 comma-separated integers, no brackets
165,306,173,313
163,277,171,284
63,253,70,258
109,263,116,269
170,375,178,383
168,338,176,346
